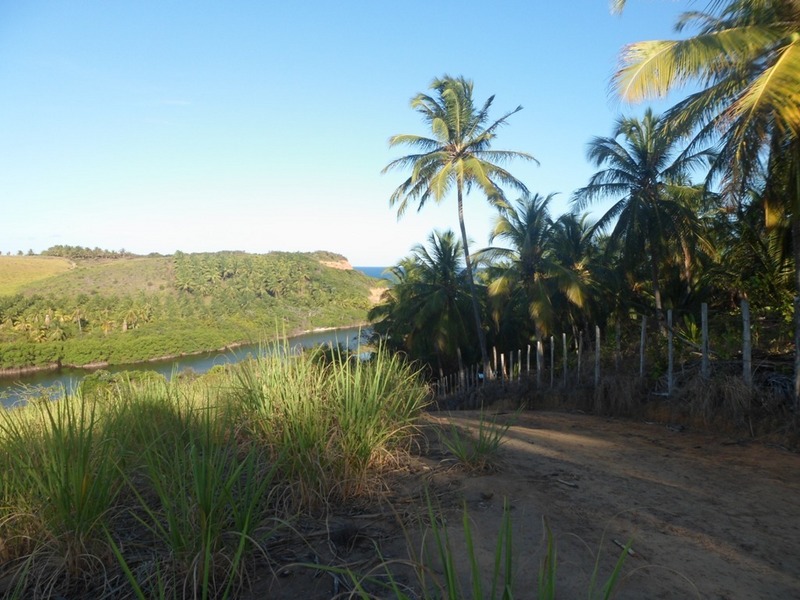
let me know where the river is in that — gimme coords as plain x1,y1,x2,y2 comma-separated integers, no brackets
0,326,369,408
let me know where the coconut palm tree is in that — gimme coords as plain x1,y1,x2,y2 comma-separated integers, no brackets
383,75,536,368
369,230,477,372
481,193,588,343
612,0,800,401
573,109,711,326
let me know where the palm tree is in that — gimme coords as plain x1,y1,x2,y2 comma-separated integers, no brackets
572,109,710,326
550,211,607,330
369,230,476,372
612,0,800,402
383,75,536,368
481,194,588,343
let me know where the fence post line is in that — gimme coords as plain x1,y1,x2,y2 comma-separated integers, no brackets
526,344,531,375
577,331,583,385
500,353,506,383
701,302,710,379
562,333,567,387
537,339,544,388
493,346,498,380
639,315,647,378
741,299,752,386
594,325,601,388
508,351,513,380
457,347,464,391
667,309,674,396
550,335,555,389
518,349,522,383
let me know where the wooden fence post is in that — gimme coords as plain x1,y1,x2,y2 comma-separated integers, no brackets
639,315,647,378
577,331,583,384
493,346,498,380
457,347,464,390
562,333,567,387
742,299,752,386
795,297,800,412
701,302,710,379
594,325,600,387
526,344,531,375
550,335,555,389
537,339,544,388
667,309,673,396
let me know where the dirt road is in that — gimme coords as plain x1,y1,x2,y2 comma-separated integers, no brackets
427,410,800,599
253,410,800,599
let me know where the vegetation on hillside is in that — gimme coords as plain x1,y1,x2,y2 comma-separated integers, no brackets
0,250,377,369
41,244,140,260
0,256,74,296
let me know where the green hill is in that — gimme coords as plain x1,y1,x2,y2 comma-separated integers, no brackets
0,251,381,370
0,256,75,295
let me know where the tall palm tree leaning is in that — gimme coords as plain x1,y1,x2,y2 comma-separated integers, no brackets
382,75,536,370
611,0,800,405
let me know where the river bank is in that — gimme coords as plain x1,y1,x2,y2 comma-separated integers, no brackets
0,322,370,380
0,325,371,407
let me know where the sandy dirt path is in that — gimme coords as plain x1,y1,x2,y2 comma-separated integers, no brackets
424,410,800,599
252,410,800,599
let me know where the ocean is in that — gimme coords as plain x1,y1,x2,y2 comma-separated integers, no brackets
354,266,392,280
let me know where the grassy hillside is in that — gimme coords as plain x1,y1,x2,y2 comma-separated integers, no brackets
0,251,381,369
23,256,177,298
0,256,74,295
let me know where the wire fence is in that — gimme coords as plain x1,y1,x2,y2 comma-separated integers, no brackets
430,300,797,410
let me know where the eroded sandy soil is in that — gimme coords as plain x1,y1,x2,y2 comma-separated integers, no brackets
249,411,800,599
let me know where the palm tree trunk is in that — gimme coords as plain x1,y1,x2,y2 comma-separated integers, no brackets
680,237,693,301
456,183,489,370
791,143,800,413
649,250,666,333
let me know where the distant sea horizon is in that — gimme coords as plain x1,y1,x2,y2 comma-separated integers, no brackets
354,266,392,280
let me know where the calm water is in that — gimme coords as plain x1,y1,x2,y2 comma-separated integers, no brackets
354,266,392,280
0,326,370,408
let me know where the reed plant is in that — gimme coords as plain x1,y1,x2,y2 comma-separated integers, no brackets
110,395,280,600
440,410,512,471
329,345,429,496
232,342,429,509
0,391,121,595
0,342,429,597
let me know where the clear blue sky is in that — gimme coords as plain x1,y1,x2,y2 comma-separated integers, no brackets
0,0,688,266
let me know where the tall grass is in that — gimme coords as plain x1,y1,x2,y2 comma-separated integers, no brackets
110,385,281,600
232,342,429,509
0,392,121,595
0,342,430,598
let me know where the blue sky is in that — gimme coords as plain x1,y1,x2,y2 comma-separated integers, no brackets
0,0,689,266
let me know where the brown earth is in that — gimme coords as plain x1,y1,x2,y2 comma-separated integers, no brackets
320,259,353,270
247,410,800,599
369,287,385,305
